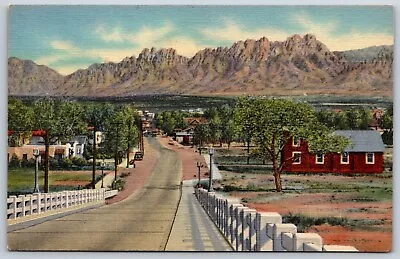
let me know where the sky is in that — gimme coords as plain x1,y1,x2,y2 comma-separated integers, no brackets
8,5,394,75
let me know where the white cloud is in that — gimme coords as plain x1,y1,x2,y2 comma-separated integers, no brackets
50,40,78,51
200,15,393,51
95,25,124,43
161,36,209,57
294,13,394,50
129,22,174,46
200,20,292,43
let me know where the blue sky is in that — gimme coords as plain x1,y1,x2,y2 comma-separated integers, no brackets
9,5,393,75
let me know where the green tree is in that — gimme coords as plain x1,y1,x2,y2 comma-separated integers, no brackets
8,98,34,146
32,99,86,193
101,107,129,187
192,123,211,154
120,105,139,168
381,105,393,145
85,102,113,188
235,97,350,192
235,97,257,164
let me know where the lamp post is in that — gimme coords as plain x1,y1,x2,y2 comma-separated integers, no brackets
100,160,105,189
196,161,203,187
33,148,40,193
208,148,214,192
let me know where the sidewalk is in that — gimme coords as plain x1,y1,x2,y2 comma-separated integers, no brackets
202,154,222,180
166,181,232,251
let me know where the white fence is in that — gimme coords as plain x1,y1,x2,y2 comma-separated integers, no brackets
195,188,358,252
7,188,116,220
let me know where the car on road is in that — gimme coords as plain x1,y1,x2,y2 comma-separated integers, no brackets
134,151,144,161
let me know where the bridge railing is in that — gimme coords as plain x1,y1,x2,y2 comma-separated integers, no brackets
195,188,358,252
7,188,117,220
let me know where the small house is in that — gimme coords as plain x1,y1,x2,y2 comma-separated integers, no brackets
282,130,385,174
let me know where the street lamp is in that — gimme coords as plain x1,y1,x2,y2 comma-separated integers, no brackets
208,148,214,192
196,161,203,187
33,148,40,193
100,160,105,189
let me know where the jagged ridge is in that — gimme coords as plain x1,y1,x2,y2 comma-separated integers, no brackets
8,34,393,97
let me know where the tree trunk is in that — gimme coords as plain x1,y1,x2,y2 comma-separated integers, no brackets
126,147,130,168
44,133,50,193
247,138,250,165
114,154,118,189
92,129,96,189
272,155,282,192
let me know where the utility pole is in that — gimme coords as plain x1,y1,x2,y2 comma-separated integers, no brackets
92,127,96,189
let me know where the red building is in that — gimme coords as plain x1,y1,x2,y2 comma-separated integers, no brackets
283,130,385,174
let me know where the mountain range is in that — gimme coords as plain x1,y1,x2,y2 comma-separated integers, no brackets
8,34,393,97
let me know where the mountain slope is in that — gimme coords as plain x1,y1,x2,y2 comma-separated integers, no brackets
8,34,393,97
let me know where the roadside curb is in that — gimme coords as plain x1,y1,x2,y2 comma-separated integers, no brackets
7,201,104,232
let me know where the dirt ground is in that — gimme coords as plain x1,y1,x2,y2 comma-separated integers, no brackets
218,172,392,252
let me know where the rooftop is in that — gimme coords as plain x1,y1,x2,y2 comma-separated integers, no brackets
335,130,385,152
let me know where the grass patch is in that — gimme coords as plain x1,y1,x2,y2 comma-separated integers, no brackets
218,165,272,174
8,168,96,196
282,213,384,232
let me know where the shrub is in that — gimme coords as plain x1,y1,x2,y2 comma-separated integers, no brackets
282,213,349,232
21,158,36,168
71,156,88,167
9,154,22,168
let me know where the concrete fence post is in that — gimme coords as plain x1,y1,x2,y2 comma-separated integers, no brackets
270,223,297,251
234,206,247,251
11,196,17,219
294,233,323,251
248,210,258,251
240,208,257,251
255,212,282,251
35,193,41,214
207,192,215,216
26,194,33,215
19,195,26,217
229,203,243,245
43,193,47,212
65,191,69,208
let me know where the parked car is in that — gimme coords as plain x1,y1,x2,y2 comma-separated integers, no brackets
134,151,144,161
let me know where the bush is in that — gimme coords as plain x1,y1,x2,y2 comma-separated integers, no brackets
8,154,21,168
282,213,349,232
71,156,88,167
112,178,125,191
59,158,73,169
21,158,36,168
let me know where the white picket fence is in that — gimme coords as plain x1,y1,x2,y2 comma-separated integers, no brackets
195,188,358,252
7,188,117,220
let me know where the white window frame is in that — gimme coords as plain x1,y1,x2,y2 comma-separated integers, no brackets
292,136,300,147
366,153,375,164
341,152,349,164
316,153,324,164
292,152,301,164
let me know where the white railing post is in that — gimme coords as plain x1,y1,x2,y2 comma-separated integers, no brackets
12,196,17,219
270,223,297,251
19,195,26,217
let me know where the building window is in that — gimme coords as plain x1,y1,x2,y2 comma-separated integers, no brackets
293,152,301,164
341,152,349,164
22,154,28,161
292,136,300,147
366,153,375,164
316,153,324,164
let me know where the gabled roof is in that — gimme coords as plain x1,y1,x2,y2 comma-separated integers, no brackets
335,130,385,152
71,136,88,145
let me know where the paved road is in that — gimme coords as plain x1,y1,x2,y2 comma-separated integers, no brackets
8,138,182,251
